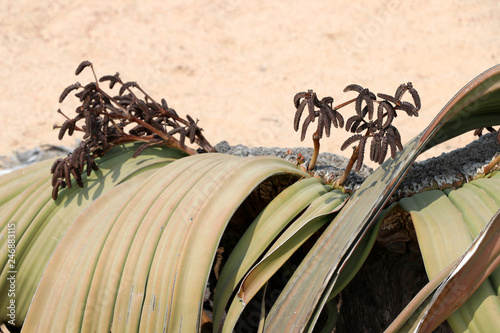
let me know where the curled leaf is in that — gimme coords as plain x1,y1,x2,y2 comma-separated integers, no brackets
379,101,395,129
377,93,400,106
395,83,407,100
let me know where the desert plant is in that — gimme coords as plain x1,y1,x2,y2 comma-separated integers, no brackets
1,63,500,333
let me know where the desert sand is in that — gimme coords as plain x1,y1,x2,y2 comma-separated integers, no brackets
1,0,499,168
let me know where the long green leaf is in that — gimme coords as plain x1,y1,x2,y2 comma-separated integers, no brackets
393,176,500,332
23,152,216,332
138,154,307,332
212,177,332,330
0,159,54,206
417,209,500,333
386,208,500,333
22,153,308,332
22,171,155,332
222,190,348,332
112,154,229,333
420,65,500,151
0,144,184,325
387,204,500,333
386,173,500,332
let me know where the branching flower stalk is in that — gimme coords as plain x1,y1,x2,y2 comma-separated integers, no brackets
50,61,214,200
307,97,358,171
293,82,421,186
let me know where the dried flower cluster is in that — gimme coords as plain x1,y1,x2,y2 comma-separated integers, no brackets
50,61,214,200
293,90,344,141
293,82,421,172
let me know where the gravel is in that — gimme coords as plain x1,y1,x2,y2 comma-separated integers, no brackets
215,131,500,196
1,132,498,197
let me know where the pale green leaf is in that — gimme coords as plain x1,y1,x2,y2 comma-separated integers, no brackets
212,177,331,330
22,153,308,332
222,189,348,332
396,180,500,332
0,144,184,325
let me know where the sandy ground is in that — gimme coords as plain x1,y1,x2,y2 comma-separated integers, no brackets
1,0,499,168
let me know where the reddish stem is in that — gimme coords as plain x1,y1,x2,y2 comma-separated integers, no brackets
335,146,359,187
308,132,320,171
335,130,372,187
334,97,357,111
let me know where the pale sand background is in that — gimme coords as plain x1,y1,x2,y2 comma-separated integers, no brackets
1,1,499,167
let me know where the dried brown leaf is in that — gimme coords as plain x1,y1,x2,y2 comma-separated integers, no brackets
133,143,151,158
395,83,406,100
370,135,379,162
345,115,361,132
293,92,306,109
378,137,389,164
377,93,400,105
52,179,61,200
409,87,421,110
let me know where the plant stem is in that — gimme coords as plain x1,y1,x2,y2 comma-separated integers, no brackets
483,153,500,175
335,146,359,187
333,97,357,111
131,116,198,154
335,130,371,187
308,132,320,171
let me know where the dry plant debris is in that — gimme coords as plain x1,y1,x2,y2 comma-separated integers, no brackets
293,82,421,181
50,61,214,200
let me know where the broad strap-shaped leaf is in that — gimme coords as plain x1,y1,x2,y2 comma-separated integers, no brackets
221,190,349,333
212,177,333,330
398,189,500,332
387,172,500,332
0,158,54,206
387,208,500,333
0,144,184,325
23,153,217,332
420,65,500,151
417,209,500,333
22,153,308,332
265,64,500,332
138,154,307,332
